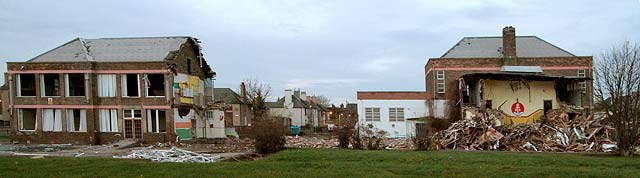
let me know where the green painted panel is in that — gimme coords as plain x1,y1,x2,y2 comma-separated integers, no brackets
176,129,192,140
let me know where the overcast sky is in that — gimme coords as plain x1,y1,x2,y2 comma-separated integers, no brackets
1,0,639,104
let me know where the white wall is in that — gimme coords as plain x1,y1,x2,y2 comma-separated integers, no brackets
357,99,429,138
269,108,307,126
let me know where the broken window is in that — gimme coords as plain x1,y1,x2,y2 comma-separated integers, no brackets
67,109,86,132
41,74,60,96
97,74,116,97
65,73,85,96
42,109,62,132
389,108,405,122
486,100,493,109
99,109,119,132
122,74,140,97
147,110,166,133
436,71,445,93
18,109,36,131
145,74,165,97
17,74,36,96
365,108,380,121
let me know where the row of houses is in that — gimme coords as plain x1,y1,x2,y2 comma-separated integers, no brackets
358,26,592,138
0,37,339,145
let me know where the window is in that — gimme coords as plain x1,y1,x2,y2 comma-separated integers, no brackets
205,110,214,119
18,109,37,131
365,108,380,121
42,109,62,132
486,100,493,109
436,71,445,93
187,58,192,74
17,74,36,96
66,109,87,132
41,74,60,96
389,108,405,122
65,74,86,96
124,109,142,119
578,69,587,91
145,74,165,97
97,74,117,97
99,109,119,132
122,74,140,97
147,110,166,133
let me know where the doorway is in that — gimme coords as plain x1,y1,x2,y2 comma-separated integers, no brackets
124,109,143,139
543,100,552,116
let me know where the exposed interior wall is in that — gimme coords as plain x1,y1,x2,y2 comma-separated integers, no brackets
269,108,306,126
483,80,558,123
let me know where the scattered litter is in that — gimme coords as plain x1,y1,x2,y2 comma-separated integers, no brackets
114,147,221,163
74,153,85,157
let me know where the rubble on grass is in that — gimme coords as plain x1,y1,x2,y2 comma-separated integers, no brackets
114,147,221,163
433,104,616,152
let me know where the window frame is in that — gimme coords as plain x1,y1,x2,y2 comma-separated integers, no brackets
65,73,86,97
436,71,445,93
18,108,37,131
578,69,587,91
66,109,87,132
17,74,37,97
41,73,60,97
144,74,166,97
389,108,405,122
99,109,119,132
364,107,380,122
97,74,117,98
147,109,166,133
122,74,141,97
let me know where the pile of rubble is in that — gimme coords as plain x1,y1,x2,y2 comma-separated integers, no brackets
433,106,616,152
114,147,221,163
286,136,339,148
382,138,415,150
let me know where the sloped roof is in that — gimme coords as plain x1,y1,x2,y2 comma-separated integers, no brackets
210,88,244,104
28,36,191,62
267,95,309,108
441,36,575,58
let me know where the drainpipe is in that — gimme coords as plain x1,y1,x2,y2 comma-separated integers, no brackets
9,75,13,115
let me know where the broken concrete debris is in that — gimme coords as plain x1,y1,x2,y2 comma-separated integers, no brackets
114,147,221,163
433,106,616,152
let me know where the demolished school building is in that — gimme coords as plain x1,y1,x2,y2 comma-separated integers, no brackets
0,36,219,144
425,26,592,122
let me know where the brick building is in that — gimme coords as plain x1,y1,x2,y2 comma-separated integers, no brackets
1,36,215,144
425,27,592,123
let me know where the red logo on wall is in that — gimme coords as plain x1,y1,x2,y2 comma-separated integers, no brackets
511,99,525,116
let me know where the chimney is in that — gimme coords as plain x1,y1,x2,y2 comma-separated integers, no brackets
284,89,293,108
300,91,307,101
502,26,517,65
240,82,247,102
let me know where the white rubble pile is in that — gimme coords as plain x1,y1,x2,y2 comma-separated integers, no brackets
113,147,221,163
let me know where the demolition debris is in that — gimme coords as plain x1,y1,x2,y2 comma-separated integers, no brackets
433,105,616,152
114,147,222,163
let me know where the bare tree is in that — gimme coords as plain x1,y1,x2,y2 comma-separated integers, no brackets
594,41,640,157
242,78,271,120
316,95,331,107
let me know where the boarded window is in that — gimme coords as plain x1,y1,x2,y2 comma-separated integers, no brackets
122,74,140,97
145,74,165,97
365,108,380,121
42,109,62,132
99,109,119,132
41,74,60,96
98,74,117,97
436,71,445,93
67,109,87,132
147,110,166,133
389,108,405,122
66,74,86,96
17,74,36,96
18,109,37,131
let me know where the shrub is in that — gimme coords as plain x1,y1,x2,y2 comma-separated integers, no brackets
251,116,287,154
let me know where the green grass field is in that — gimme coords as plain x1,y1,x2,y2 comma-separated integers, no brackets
1,149,639,178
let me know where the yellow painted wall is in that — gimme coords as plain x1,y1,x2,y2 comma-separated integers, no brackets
483,80,558,123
